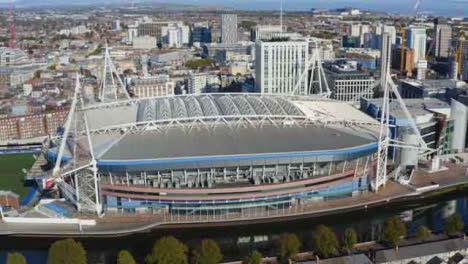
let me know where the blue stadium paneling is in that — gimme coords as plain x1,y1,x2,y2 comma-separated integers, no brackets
103,176,370,209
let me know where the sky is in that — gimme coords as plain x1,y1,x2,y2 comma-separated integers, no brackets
198,0,467,16
1,0,467,16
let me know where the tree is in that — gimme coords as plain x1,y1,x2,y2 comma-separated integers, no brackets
88,44,103,56
445,213,464,236
240,21,257,31
381,216,407,248
146,236,188,264
47,238,87,264
34,70,41,79
117,250,136,264
192,239,222,264
245,250,262,264
185,58,212,70
277,233,301,262
415,226,431,240
342,228,358,251
311,225,338,258
123,69,134,76
7,252,26,264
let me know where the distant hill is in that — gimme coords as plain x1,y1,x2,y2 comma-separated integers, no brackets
3,0,222,9
4,0,150,7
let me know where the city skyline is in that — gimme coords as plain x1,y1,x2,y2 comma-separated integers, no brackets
1,0,467,16
0,1,468,263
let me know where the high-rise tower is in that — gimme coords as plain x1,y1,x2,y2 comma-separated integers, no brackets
434,18,452,59
220,14,238,44
407,27,427,67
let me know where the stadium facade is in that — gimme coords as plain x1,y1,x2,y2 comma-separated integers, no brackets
46,93,380,216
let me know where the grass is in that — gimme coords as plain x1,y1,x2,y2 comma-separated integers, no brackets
0,154,36,198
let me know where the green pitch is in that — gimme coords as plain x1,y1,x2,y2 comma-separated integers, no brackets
0,154,36,198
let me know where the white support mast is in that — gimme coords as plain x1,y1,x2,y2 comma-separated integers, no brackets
53,75,80,176
99,44,130,102
292,39,331,97
52,73,103,215
374,33,432,191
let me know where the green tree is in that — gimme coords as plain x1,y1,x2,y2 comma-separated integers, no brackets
7,252,26,264
445,213,464,236
34,70,41,79
117,250,136,264
185,58,212,70
342,228,358,251
245,250,262,264
311,225,338,258
240,21,257,30
381,216,407,248
47,238,86,264
192,239,222,264
88,44,103,56
146,236,188,264
277,233,301,262
415,226,431,240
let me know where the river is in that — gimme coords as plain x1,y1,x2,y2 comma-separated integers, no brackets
1,190,468,264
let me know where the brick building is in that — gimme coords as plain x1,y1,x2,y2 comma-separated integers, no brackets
0,107,69,141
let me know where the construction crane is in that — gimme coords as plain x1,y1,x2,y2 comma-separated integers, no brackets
456,33,465,76
8,0,15,49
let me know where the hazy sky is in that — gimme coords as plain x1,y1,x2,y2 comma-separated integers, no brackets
193,0,466,16
2,0,468,16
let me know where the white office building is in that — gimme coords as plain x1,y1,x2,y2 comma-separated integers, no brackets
167,29,180,48
162,25,190,48
376,25,396,44
114,20,121,31
220,14,238,44
188,72,221,94
251,25,286,41
128,25,138,43
376,25,397,48
347,23,371,46
132,36,157,50
348,24,361,38
407,27,427,67
255,39,309,95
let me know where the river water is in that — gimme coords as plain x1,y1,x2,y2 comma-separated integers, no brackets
1,190,468,264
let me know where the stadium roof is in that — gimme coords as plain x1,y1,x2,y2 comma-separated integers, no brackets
49,94,381,170
99,125,376,161
84,94,379,133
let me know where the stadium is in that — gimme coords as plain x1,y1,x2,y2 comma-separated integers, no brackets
45,93,380,216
